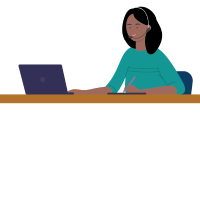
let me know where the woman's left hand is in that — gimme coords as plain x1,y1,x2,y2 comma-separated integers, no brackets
124,85,140,93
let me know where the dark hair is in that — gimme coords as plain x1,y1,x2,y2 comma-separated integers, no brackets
122,6,162,54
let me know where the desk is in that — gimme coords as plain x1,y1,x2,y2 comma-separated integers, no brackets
0,94,200,103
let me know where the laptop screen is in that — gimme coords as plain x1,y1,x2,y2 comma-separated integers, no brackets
19,65,69,94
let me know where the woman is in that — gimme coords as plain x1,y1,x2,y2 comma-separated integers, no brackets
69,8,185,94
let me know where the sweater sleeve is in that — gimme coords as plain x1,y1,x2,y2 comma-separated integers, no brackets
155,50,185,94
105,49,130,93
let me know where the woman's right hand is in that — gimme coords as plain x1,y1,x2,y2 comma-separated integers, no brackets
68,89,84,94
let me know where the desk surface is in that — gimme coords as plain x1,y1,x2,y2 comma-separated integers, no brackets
0,94,200,103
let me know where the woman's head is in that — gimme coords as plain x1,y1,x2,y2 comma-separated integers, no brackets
126,12,151,40
126,8,158,54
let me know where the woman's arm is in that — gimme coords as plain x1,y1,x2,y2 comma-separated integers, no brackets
68,87,112,94
140,85,177,94
155,50,185,94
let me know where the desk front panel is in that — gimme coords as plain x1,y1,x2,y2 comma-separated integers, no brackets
0,94,200,103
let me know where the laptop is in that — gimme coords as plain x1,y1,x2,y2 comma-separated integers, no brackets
19,65,74,94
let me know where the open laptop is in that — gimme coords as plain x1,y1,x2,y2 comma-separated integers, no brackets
19,65,74,94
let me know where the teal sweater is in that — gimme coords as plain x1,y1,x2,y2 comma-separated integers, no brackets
106,48,185,94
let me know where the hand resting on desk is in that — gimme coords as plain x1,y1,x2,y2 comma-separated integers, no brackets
68,89,84,94
68,87,112,94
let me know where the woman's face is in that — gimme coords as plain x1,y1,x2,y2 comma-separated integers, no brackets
126,14,151,41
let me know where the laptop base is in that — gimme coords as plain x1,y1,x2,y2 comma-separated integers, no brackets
26,92,74,95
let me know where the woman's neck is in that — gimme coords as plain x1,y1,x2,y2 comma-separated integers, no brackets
136,39,146,51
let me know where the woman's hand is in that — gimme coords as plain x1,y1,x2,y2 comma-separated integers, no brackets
68,89,84,94
124,85,140,93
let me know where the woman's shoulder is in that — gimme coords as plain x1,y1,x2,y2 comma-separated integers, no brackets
124,47,134,54
123,47,137,57
151,48,169,60
120,47,135,59
153,48,168,56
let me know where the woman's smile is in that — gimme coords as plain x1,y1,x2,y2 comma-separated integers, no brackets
132,34,136,37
